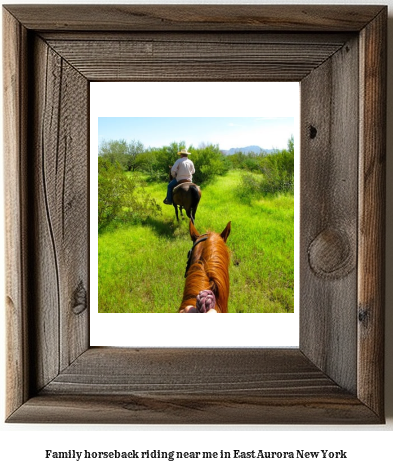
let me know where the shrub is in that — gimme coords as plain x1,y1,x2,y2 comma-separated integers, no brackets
146,142,230,185
98,158,161,230
237,137,294,198
258,149,294,194
147,142,186,182
191,144,230,184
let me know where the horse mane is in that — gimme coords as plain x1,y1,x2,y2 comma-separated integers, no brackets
179,231,230,313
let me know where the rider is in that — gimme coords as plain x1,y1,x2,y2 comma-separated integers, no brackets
163,149,195,205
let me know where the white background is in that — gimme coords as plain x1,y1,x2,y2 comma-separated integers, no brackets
1,1,392,473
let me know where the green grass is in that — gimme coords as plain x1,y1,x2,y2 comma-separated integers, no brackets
98,169,294,313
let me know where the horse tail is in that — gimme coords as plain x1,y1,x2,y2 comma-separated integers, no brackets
187,185,200,223
186,207,195,223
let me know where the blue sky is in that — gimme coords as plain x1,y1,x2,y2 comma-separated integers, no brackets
98,116,295,151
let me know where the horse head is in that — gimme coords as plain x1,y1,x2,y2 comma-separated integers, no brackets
180,220,231,313
189,220,230,244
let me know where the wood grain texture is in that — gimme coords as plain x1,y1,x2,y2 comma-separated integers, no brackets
40,31,354,44
46,36,349,82
9,391,378,425
3,5,384,32
43,348,340,395
4,31,90,396
7,348,379,424
3,8,30,417
300,36,359,394
29,36,90,389
358,9,387,417
3,4,386,424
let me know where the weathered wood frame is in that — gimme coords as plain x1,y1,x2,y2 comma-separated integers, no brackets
3,5,386,423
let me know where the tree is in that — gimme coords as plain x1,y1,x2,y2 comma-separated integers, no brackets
150,141,186,181
287,135,294,155
99,139,147,171
99,139,128,165
125,140,145,171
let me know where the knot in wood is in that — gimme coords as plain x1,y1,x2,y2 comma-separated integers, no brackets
358,307,371,328
308,228,355,279
72,281,87,315
309,125,317,139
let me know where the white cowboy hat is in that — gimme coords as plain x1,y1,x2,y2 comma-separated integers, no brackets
177,148,191,155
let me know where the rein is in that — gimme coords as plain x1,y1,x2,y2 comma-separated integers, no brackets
184,234,208,277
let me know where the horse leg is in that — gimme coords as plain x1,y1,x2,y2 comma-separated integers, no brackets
173,203,179,222
180,206,184,218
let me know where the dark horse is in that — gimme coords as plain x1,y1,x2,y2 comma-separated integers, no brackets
179,220,231,313
169,168,201,224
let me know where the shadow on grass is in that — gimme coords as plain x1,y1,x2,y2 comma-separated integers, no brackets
142,215,190,239
98,215,191,241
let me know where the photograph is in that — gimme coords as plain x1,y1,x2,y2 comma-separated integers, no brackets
97,116,296,314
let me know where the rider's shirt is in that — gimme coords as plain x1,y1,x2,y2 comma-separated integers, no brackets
171,157,195,182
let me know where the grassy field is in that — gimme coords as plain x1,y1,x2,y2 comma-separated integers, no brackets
98,169,294,313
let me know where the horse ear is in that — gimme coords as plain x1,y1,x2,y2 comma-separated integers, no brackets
220,221,231,242
189,219,200,242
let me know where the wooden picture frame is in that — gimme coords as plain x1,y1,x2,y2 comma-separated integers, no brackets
3,5,386,424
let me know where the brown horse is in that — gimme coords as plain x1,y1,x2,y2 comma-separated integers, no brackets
173,182,201,224
179,220,231,313
169,168,201,224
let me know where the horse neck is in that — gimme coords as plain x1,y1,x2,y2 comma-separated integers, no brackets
180,235,230,313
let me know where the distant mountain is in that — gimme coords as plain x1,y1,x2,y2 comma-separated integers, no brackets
221,146,274,155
